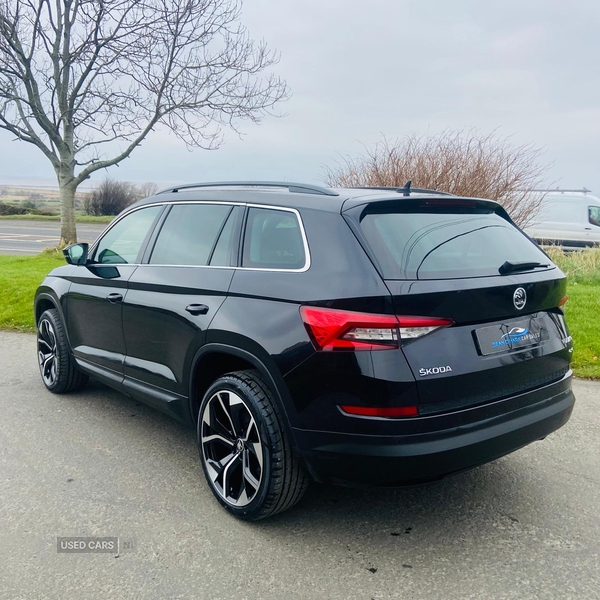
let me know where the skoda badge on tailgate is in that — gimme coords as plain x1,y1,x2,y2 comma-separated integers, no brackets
513,287,527,310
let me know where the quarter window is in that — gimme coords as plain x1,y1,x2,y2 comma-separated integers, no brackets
242,208,306,270
94,205,162,264
589,206,600,227
150,204,232,266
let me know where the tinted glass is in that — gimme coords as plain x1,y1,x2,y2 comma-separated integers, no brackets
242,208,305,269
360,210,550,280
150,204,232,266
589,206,600,227
209,207,239,266
94,205,162,264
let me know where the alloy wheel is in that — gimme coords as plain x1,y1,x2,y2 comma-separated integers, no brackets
37,318,58,387
200,390,264,507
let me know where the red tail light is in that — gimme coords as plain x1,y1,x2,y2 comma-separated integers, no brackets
300,306,453,351
558,295,569,307
340,405,419,418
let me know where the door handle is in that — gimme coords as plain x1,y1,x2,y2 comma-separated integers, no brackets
185,303,209,316
106,293,123,304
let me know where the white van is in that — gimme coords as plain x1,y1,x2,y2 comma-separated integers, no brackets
524,189,600,248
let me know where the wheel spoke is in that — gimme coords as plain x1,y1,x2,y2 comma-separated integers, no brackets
217,392,238,437
202,433,235,448
38,337,53,352
242,450,260,490
220,452,241,499
242,417,257,442
247,442,264,470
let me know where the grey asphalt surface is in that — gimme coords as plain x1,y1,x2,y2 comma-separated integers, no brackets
0,331,598,600
0,220,105,254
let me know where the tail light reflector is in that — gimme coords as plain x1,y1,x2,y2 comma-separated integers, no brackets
340,405,419,418
300,306,453,351
558,295,569,307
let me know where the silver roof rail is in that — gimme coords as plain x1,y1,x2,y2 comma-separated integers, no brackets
157,181,339,197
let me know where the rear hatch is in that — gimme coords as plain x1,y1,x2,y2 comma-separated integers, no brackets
343,196,573,414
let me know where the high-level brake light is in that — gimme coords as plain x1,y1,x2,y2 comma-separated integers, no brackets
300,306,453,351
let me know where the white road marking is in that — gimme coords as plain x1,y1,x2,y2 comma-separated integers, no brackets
0,233,58,239
0,238,58,243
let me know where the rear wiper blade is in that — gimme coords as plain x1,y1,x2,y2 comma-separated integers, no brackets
498,260,549,275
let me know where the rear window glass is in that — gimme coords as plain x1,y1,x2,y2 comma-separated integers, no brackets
359,210,550,280
242,208,306,269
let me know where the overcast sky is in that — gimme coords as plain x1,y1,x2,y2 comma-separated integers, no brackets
1,0,599,193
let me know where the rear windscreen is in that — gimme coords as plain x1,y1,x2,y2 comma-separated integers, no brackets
358,210,551,280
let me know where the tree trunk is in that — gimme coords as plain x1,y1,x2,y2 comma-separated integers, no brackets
58,176,77,247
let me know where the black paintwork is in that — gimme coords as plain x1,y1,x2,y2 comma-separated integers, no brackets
35,186,575,486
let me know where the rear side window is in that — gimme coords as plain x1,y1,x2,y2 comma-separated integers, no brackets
359,209,550,280
94,205,162,264
589,206,600,227
150,204,232,266
242,208,306,270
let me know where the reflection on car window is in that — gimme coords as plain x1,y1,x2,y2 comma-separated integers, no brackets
94,206,162,264
360,211,550,280
242,208,305,269
150,204,232,266
589,206,600,227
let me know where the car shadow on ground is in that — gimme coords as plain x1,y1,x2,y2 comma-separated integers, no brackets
74,379,548,542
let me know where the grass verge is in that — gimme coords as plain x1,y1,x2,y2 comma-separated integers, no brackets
0,252,64,332
546,247,600,379
0,248,598,378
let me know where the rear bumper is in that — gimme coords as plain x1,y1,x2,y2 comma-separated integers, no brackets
293,372,575,486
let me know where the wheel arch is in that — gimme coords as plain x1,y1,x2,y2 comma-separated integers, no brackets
189,343,299,449
34,291,61,324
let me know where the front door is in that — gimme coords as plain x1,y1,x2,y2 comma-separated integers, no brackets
66,205,163,377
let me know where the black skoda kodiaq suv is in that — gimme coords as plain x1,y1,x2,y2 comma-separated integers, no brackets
34,181,575,520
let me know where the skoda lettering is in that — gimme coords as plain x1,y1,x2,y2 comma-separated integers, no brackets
419,366,453,377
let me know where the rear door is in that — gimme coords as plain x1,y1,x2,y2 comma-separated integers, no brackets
345,198,573,413
121,202,242,399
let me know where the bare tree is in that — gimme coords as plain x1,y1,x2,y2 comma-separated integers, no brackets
137,181,158,199
324,130,552,227
84,178,159,215
83,178,137,215
0,0,288,245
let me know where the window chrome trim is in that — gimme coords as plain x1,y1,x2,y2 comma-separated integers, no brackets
89,200,311,273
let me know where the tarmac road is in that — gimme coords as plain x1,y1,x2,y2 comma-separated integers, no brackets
0,331,598,600
0,220,106,254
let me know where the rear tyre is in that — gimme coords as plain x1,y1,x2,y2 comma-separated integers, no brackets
197,369,309,520
37,309,88,394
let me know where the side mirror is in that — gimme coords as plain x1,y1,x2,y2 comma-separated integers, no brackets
63,243,89,265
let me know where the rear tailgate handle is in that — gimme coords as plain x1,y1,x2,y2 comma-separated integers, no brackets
106,293,123,304
186,303,209,316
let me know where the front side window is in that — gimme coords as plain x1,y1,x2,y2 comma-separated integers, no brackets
150,204,232,266
94,205,162,264
242,208,306,270
589,206,600,227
